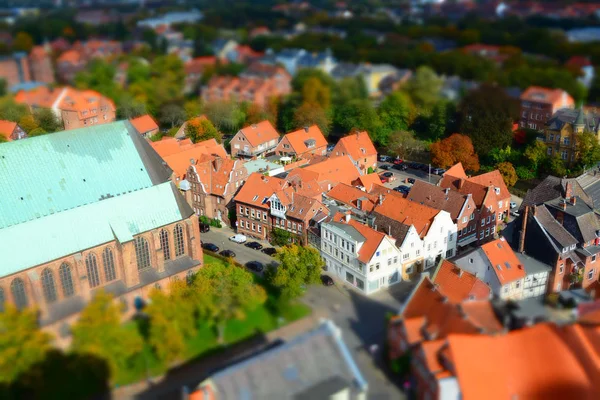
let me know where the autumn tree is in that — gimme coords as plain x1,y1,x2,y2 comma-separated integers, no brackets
245,103,270,125
71,291,144,378
184,117,221,143
18,114,38,133
496,161,518,187
431,134,480,172
268,245,323,300
293,102,331,136
0,306,53,384
523,141,547,172
302,77,331,110
577,131,600,168
191,263,267,343
204,100,246,134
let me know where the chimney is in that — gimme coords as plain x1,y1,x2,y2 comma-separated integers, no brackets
213,157,223,171
518,206,529,253
444,188,450,195
379,194,384,205
571,196,577,206
562,200,567,211
304,126,309,132
565,181,573,200
190,158,196,165
345,211,351,223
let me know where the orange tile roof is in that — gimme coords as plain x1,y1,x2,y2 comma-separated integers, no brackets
281,125,327,155
234,173,288,209
0,120,17,141
374,195,439,238
326,183,378,212
467,170,510,201
448,324,597,400
288,155,361,187
57,49,81,64
443,162,467,179
193,157,244,197
520,86,574,107
433,260,491,303
129,114,159,134
480,238,526,285
185,56,219,74
237,120,280,148
335,131,377,160
460,301,503,333
346,219,387,263
29,45,48,60
357,173,382,191
420,339,447,377
151,137,228,180
440,164,510,206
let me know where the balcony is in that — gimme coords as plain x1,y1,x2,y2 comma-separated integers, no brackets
237,143,278,157
458,232,478,247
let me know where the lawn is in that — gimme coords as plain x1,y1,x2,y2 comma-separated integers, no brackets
114,255,311,386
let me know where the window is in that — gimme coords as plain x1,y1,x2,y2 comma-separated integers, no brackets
516,281,521,288
470,214,474,220
446,249,453,258
134,236,151,270
41,269,57,303
376,263,380,270
263,212,267,221
549,134,554,142
59,263,75,297
394,256,398,264
498,201,503,209
427,243,431,251
258,224,262,233
563,137,570,145
86,253,101,288
444,236,447,244
588,269,595,280
547,147,553,156
485,228,490,237
403,253,410,260
592,255,597,263
160,229,171,260
174,224,185,257
11,278,28,309
559,264,564,274
503,286,508,294
561,150,568,160
388,258,392,266
480,231,484,239
481,219,485,227
416,249,421,256
462,217,467,223
102,248,116,282
252,223,255,231
487,216,491,224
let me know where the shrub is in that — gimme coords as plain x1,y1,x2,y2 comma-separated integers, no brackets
515,166,536,180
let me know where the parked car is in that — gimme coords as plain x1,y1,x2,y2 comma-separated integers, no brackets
262,247,278,256
511,210,520,217
407,162,420,169
321,275,334,286
220,249,236,258
378,155,392,162
202,243,219,252
394,185,411,194
246,261,264,272
200,223,210,233
245,241,263,250
326,144,335,152
419,164,430,172
510,202,517,209
393,158,404,165
229,234,247,243
407,178,416,184
379,164,391,170
379,172,395,183
392,163,408,171
432,168,445,175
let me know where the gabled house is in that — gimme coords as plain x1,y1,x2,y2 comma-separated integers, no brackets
432,259,492,303
407,180,478,248
129,114,159,138
520,86,574,130
330,131,377,174
321,213,402,294
0,120,27,141
286,155,362,192
211,38,239,62
520,175,593,212
543,107,600,165
453,237,529,300
230,120,280,158
439,163,511,245
274,125,328,158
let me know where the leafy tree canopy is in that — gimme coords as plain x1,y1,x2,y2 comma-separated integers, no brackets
431,133,480,172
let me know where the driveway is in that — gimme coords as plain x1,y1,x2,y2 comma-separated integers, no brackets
377,162,442,190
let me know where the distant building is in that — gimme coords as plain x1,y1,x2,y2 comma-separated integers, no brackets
129,114,159,138
28,46,55,84
519,86,575,131
184,56,219,93
542,107,600,164
264,48,337,76
230,120,280,158
137,10,203,29
566,56,595,89
189,320,368,399
0,52,31,88
0,121,202,341
15,86,116,130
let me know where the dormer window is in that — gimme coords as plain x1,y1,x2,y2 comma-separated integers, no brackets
495,187,500,195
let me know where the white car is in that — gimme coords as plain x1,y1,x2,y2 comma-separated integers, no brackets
510,202,517,209
229,234,248,244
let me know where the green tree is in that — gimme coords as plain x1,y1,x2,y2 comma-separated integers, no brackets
270,228,291,247
426,101,448,141
387,130,426,160
0,99,28,122
577,131,600,168
496,161,518,187
543,155,567,177
13,32,34,52
0,78,6,97
184,117,221,143
405,66,442,110
0,306,53,384
293,102,331,136
18,114,38,133
34,108,62,133
71,291,144,378
292,68,335,92
117,94,147,119
378,91,411,143
334,99,381,141
269,245,323,300
524,141,547,172
301,77,331,110
159,103,186,128
184,100,202,120
204,101,246,134
459,84,517,155
74,59,122,102
28,127,47,137
191,262,267,342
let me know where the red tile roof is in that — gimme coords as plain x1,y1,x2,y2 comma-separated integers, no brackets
566,56,592,68
433,260,491,303
281,125,327,155
151,137,228,180
326,183,378,212
234,173,288,209
185,56,219,74
480,238,526,285
237,120,280,148
287,155,361,188
335,131,377,161
346,219,387,263
373,195,440,238
520,86,574,107
57,49,82,64
357,173,382,191
0,120,17,141
440,164,510,207
129,114,159,135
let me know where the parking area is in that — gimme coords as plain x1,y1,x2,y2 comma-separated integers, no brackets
376,160,442,192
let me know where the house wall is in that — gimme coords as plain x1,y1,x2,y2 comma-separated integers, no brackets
422,212,457,270
231,131,279,158
398,227,425,280
0,215,202,339
523,270,549,298
236,203,269,240
29,53,55,84
499,278,524,300
0,56,31,87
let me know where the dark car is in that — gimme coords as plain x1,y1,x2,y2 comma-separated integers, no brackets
392,163,408,171
394,185,411,194
379,164,391,170
201,243,219,252
321,275,334,286
419,164,430,172
261,247,278,256
199,223,210,233
220,249,236,258
382,172,393,178
245,241,263,250
407,178,416,184
246,261,264,272
408,162,420,169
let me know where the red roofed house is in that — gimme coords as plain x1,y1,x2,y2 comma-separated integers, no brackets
15,86,116,130
0,120,26,141
230,120,280,158
439,163,511,245
129,114,159,138
286,155,362,193
28,46,55,84
151,137,244,224
56,49,86,83
520,86,574,130
321,213,402,294
331,131,377,173
407,180,478,249
184,56,219,94
274,125,328,158
432,260,492,303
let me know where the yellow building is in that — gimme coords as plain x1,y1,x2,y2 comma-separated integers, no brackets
543,107,600,166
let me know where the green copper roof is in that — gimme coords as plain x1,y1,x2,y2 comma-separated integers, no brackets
0,121,170,229
0,182,189,278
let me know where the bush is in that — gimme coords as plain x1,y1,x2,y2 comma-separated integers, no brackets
270,227,292,246
199,216,222,228
515,166,536,180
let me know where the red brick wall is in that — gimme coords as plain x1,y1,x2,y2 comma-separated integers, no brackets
236,203,269,240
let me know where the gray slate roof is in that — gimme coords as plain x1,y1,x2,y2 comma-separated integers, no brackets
546,108,600,132
533,205,578,248
545,197,600,243
520,175,593,211
203,320,367,399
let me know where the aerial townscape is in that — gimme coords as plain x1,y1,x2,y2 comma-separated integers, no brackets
2,0,600,399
